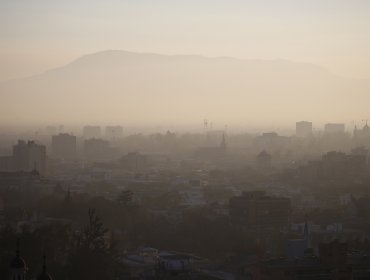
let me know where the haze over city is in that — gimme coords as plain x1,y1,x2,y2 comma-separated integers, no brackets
1,0,370,129
1,1,370,280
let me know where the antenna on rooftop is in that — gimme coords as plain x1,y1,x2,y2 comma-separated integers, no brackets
203,119,208,132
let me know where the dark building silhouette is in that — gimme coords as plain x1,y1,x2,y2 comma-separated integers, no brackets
285,217,311,260
320,150,368,178
229,191,291,228
256,150,272,169
0,170,41,192
258,240,352,280
10,241,27,280
296,121,313,137
255,132,289,152
353,122,370,148
10,242,53,280
83,125,101,139
324,123,345,134
51,133,77,158
319,239,347,268
37,255,53,280
13,140,46,174
194,133,227,159
120,152,148,171
105,125,123,140
0,155,13,171
84,138,118,160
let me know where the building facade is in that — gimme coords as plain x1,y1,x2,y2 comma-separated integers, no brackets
13,140,46,174
51,133,77,158
296,121,313,137
229,191,291,229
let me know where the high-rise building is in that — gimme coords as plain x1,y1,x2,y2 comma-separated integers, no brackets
51,133,77,158
83,125,101,139
324,123,345,134
353,122,370,148
105,125,123,140
296,121,312,137
256,150,272,169
13,140,46,173
84,138,118,160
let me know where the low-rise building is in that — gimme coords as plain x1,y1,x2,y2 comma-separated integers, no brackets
229,191,291,229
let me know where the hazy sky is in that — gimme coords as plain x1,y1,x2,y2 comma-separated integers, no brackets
1,0,370,81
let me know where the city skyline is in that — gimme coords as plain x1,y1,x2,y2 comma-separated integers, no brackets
2,2,370,280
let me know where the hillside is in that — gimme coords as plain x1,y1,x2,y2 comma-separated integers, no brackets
1,50,369,126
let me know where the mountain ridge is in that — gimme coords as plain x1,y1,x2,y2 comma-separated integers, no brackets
1,50,369,125
0,50,340,85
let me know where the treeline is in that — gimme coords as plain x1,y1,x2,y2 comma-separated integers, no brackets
0,188,258,279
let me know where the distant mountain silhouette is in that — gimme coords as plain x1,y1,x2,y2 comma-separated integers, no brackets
1,50,369,125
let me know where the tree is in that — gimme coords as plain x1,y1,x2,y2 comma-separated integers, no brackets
83,208,108,251
68,208,115,280
117,190,133,207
